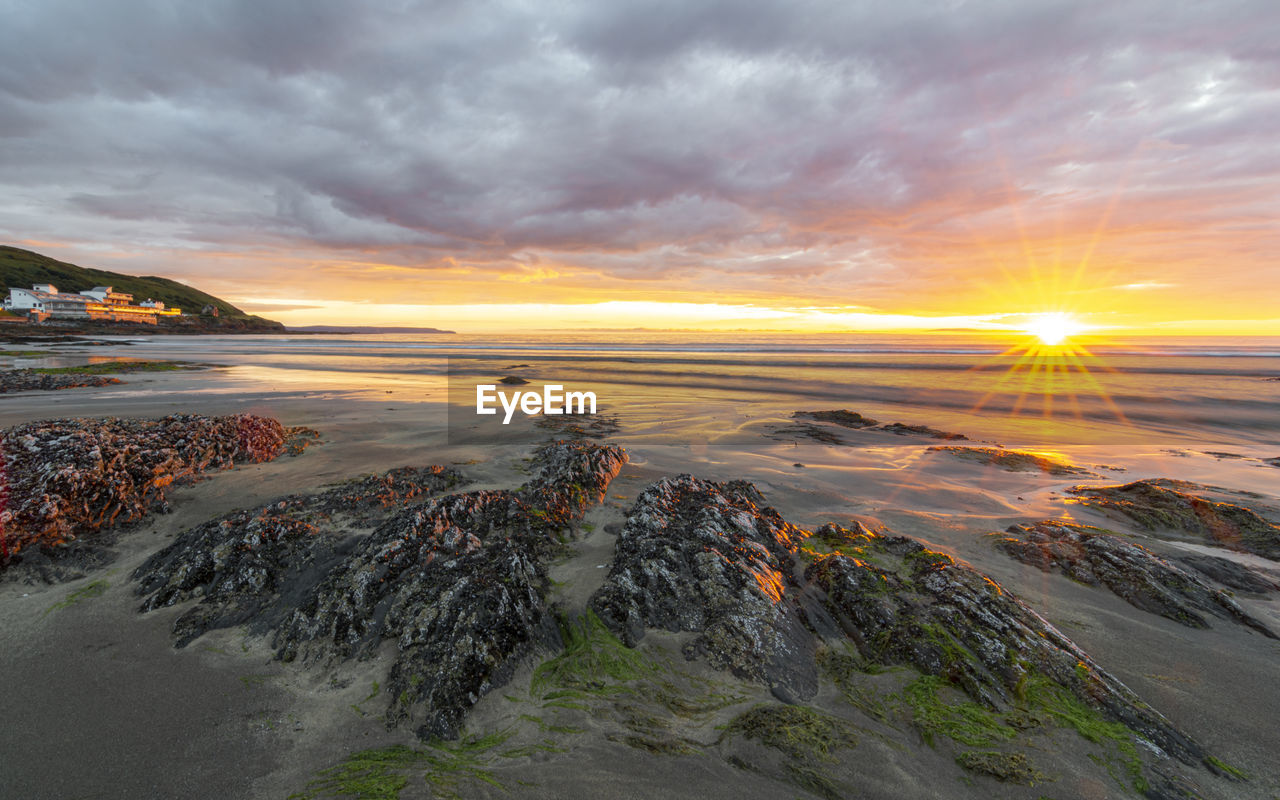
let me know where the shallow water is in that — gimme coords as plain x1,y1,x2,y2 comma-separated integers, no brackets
90,331,1280,449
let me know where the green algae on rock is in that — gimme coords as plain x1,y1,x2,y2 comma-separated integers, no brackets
590,473,1220,797
802,523,1203,767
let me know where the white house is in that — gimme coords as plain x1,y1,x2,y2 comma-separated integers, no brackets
80,285,135,304
4,286,49,312
3,284,181,323
4,286,90,316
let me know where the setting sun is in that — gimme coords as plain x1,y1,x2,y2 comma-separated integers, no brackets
1024,313,1083,346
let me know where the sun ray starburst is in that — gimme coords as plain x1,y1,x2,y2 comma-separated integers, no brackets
969,313,1128,425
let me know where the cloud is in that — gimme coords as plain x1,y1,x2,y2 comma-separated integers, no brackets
0,0,1277,326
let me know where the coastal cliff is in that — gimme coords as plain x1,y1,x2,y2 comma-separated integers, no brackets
0,245,283,333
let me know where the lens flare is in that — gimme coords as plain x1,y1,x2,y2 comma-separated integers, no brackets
967,312,1127,425
1023,312,1082,346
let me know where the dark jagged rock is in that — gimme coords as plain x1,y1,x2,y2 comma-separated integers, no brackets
803,523,1204,764
1,414,289,574
519,439,628,523
770,423,844,445
878,422,968,440
499,375,529,385
793,410,879,428
591,475,1211,791
133,467,464,646
1177,554,1280,593
275,440,625,739
0,370,120,393
136,440,625,741
590,475,817,702
1068,479,1280,560
534,411,620,440
928,446,1097,476
1264,457,1280,468
991,520,1275,637
785,410,970,443
279,489,559,739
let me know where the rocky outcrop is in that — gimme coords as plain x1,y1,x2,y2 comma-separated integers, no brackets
992,520,1275,637
280,440,626,739
278,488,561,739
134,467,464,647
803,523,1203,765
1177,554,1280,593
1068,479,1280,559
591,475,1205,780
590,475,817,702
0,371,120,393
1,414,290,573
786,410,969,441
879,422,968,440
793,410,878,428
929,446,1097,476
136,440,626,740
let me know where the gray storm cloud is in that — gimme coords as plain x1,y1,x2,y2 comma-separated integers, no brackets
0,0,1276,307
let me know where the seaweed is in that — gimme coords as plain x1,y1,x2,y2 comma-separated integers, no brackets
955,750,1045,784
43,578,109,615
288,730,515,800
898,675,1016,748
721,704,859,763
531,610,659,697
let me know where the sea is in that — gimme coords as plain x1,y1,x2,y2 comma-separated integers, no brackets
87,331,1280,450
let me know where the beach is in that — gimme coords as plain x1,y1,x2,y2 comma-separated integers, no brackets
1,332,1278,799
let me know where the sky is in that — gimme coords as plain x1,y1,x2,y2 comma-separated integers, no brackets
1,0,1278,333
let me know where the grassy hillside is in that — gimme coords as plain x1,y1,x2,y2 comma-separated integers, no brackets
0,245,278,327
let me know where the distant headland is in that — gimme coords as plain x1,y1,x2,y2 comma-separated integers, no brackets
286,325,456,334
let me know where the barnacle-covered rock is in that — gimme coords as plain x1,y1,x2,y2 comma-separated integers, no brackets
0,414,290,573
275,441,625,738
0,371,120,393
1068,479,1280,559
136,439,626,741
591,474,816,701
992,520,1275,637
134,466,463,646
